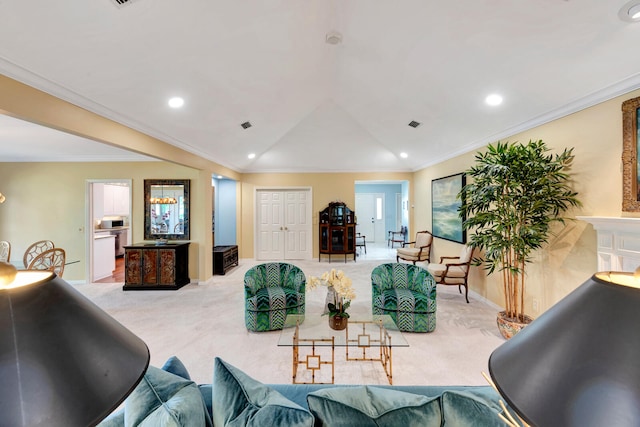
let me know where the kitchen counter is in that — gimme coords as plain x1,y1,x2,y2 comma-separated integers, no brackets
93,234,115,281
95,226,130,232
94,233,115,239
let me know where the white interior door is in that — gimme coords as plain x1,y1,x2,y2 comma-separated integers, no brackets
256,189,312,260
355,193,384,243
257,192,285,260
283,191,311,259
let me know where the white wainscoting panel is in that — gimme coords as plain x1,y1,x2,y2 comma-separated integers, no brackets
578,216,640,272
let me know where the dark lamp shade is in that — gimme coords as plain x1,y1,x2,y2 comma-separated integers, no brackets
488,272,640,427
0,272,149,426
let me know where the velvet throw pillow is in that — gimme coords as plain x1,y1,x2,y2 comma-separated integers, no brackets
161,355,192,380
307,385,441,427
441,389,515,426
211,357,314,427
98,356,210,427
124,366,207,427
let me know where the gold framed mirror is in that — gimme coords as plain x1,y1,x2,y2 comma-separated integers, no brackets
144,179,190,240
623,96,640,212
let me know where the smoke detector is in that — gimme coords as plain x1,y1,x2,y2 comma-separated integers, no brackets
326,31,343,45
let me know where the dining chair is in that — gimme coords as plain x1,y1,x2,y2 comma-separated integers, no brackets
0,240,10,262
355,232,367,254
28,247,66,278
23,240,55,268
387,226,406,248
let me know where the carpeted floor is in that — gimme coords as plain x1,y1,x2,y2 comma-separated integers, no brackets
74,253,505,387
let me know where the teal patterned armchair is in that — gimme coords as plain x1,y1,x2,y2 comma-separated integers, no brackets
371,263,437,333
244,263,306,332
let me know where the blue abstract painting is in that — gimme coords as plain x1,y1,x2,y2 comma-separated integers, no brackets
432,173,466,244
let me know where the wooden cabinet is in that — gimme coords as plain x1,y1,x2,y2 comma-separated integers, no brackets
123,242,190,290
95,183,130,217
213,245,239,275
319,202,356,262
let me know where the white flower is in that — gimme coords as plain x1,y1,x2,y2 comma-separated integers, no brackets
308,269,356,301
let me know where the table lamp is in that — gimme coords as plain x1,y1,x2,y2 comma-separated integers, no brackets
488,271,640,427
0,262,149,426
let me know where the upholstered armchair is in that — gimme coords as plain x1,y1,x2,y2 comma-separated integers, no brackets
244,262,306,332
427,245,474,303
396,230,433,264
371,263,437,333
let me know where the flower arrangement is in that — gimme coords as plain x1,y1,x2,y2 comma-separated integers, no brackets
308,269,356,319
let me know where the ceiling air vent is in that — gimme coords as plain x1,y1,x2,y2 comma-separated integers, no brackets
111,0,136,7
241,121,252,130
408,120,421,128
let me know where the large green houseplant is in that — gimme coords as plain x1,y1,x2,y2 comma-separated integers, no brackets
460,140,581,338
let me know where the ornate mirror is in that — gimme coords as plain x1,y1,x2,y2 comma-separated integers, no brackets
144,179,190,240
623,95,640,212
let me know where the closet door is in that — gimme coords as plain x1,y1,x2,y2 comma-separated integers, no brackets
257,191,285,260
256,189,312,260
283,191,311,259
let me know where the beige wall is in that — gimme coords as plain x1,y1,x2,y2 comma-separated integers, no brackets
0,161,211,281
239,172,413,258
3,72,639,313
413,87,640,315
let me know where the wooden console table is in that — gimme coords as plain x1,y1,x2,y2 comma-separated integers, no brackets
123,242,190,290
213,245,239,275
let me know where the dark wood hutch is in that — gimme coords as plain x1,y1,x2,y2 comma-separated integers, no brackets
319,202,356,263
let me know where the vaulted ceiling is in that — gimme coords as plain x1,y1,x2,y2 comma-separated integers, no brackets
1,1,640,173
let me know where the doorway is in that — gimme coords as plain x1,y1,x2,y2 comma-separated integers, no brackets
86,179,132,283
255,188,312,260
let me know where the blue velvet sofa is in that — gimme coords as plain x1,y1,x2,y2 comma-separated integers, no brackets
100,356,518,427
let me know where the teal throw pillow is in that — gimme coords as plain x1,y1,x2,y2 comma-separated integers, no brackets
441,389,518,426
211,357,314,427
161,356,192,380
124,366,207,427
307,385,441,427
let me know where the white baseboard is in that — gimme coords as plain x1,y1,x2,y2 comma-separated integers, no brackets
469,288,503,311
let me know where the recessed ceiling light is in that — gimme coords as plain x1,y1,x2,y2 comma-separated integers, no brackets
619,0,640,22
248,153,256,159
168,97,184,108
400,152,408,159
485,94,503,106
408,121,421,128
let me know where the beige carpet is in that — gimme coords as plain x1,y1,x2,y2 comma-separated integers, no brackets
74,255,505,387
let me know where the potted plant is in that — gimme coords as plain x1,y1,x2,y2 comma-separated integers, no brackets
460,140,581,339
308,269,356,330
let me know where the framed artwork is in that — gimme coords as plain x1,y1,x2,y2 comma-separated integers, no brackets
432,173,466,244
622,95,640,212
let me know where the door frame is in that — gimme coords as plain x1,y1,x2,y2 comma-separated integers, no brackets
254,186,313,260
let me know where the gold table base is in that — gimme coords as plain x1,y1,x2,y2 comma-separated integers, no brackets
290,318,395,385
